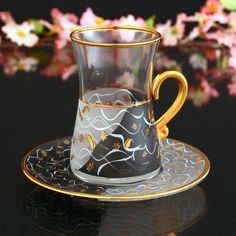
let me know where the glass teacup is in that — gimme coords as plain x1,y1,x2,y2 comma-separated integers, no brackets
70,26,188,185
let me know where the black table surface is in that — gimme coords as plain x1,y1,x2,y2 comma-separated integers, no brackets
0,44,236,236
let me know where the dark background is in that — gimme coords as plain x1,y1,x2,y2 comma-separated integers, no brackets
1,0,206,22
1,0,236,235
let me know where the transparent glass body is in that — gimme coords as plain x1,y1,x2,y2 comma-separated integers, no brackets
70,26,162,185
71,26,160,104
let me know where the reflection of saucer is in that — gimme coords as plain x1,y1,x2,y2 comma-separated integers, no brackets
22,137,210,201
24,186,207,235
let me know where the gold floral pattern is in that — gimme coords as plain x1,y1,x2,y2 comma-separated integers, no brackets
113,142,121,149
123,94,130,102
63,139,70,145
100,131,108,141
145,128,150,136
104,101,112,105
142,151,147,157
82,106,90,113
86,135,96,149
131,123,138,130
23,137,209,201
41,150,48,158
124,138,133,148
78,134,84,143
86,162,95,172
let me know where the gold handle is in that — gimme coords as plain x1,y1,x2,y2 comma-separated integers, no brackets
152,71,188,140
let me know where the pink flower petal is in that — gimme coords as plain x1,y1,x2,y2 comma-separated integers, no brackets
55,38,68,49
80,8,99,26
228,75,236,96
201,79,219,97
229,56,236,69
0,11,15,24
62,64,77,80
23,33,39,47
51,8,62,19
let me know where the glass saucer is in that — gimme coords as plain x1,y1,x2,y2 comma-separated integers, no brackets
22,137,210,202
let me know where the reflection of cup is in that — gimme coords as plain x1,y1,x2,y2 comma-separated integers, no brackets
70,26,188,185
24,187,207,235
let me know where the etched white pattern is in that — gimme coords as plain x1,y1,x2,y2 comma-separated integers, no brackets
103,139,206,196
110,133,157,154
101,109,144,121
79,115,141,134
84,87,141,104
25,138,208,201
70,87,157,176
70,98,127,171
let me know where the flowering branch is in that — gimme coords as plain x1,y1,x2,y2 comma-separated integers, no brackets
0,1,235,67
0,0,236,106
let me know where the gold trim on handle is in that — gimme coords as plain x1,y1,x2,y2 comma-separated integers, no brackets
152,71,188,140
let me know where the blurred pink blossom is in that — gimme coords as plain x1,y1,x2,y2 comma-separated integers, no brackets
228,47,236,69
196,68,224,81
228,75,236,95
51,8,80,48
201,79,219,97
3,57,19,76
205,49,221,60
228,57,236,68
112,15,146,41
201,0,224,14
114,71,135,88
61,64,77,80
188,86,214,107
187,77,219,107
80,8,110,27
156,20,171,39
184,14,213,34
185,11,227,40
155,14,185,46
41,8,80,49
189,53,208,70
112,14,146,27
155,54,181,71
205,30,236,47
41,47,76,80
0,51,38,76
17,57,38,72
0,12,15,24
228,12,236,30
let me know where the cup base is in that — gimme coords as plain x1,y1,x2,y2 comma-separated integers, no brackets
71,166,162,186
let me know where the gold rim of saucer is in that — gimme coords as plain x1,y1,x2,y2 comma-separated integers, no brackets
70,25,162,48
21,137,210,201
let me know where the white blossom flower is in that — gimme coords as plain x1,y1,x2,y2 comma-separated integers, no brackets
112,15,146,41
189,54,208,70
80,8,110,27
17,57,38,71
155,14,185,46
2,22,39,47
